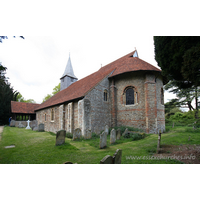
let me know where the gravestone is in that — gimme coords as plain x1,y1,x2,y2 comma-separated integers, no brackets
33,126,38,131
116,129,121,140
73,128,82,140
38,123,44,132
10,120,15,127
84,129,92,139
26,120,31,129
100,149,122,164
100,131,107,149
100,155,113,164
18,122,25,128
113,149,122,164
122,128,129,137
31,120,38,129
55,130,66,146
110,129,116,144
104,125,109,135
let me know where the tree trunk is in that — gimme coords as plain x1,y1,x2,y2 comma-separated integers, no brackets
195,87,199,119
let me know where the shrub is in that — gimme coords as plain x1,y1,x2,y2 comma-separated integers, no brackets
131,133,143,141
66,132,73,138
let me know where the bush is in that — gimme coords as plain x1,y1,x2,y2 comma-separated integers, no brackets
123,131,144,141
66,132,73,138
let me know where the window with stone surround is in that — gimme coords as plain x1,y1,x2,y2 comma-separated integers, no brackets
44,113,47,122
104,89,108,101
51,108,54,121
123,86,137,105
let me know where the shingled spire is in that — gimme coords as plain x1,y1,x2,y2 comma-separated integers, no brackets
60,55,78,91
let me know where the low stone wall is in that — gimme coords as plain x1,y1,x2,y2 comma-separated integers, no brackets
10,120,38,128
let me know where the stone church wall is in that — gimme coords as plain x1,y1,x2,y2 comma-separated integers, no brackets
36,105,60,133
84,76,111,134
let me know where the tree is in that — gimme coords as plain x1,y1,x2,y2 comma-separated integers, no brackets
42,83,61,102
164,80,198,111
154,36,200,119
0,63,17,125
15,92,36,103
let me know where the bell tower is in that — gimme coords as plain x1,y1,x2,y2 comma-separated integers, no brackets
60,55,78,91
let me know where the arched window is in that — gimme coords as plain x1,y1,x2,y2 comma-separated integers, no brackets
126,87,134,105
51,109,54,121
104,90,108,102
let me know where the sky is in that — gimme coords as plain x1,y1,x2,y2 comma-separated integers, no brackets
1,0,199,104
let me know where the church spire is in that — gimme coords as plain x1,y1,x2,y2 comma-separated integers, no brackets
61,54,77,79
60,54,78,91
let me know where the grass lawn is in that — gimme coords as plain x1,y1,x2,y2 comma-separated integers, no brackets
0,126,200,164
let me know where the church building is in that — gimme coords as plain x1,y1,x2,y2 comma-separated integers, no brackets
35,50,166,135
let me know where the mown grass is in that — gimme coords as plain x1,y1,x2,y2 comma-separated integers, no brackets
0,126,200,164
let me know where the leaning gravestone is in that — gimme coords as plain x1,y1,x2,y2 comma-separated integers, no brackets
104,125,109,135
122,128,129,137
55,130,66,146
38,123,44,132
10,120,15,127
73,128,82,140
116,129,121,140
113,149,122,164
100,155,113,164
110,129,116,144
100,149,122,164
84,129,92,139
100,131,107,149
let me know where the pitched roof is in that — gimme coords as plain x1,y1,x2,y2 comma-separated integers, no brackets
35,50,161,111
11,101,40,114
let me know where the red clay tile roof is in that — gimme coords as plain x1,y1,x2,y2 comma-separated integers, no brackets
11,101,40,114
108,51,161,77
35,50,161,111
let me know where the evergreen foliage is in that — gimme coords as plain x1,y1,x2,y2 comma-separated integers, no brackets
0,64,17,125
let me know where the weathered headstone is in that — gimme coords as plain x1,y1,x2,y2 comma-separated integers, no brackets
100,149,123,164
100,131,107,149
100,155,113,164
110,128,116,144
38,123,44,132
84,129,92,139
104,125,109,135
55,130,66,146
122,128,128,137
10,120,15,127
73,128,82,140
26,120,31,129
113,149,122,164
33,126,38,131
18,122,25,128
31,120,38,129
116,129,121,140
156,130,162,154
